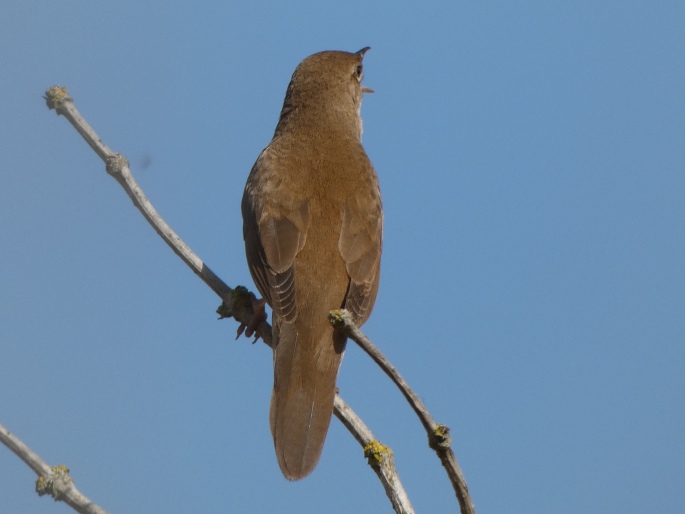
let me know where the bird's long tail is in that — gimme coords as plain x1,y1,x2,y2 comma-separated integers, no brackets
269,316,346,480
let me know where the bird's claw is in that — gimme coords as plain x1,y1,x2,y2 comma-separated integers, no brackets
236,296,267,343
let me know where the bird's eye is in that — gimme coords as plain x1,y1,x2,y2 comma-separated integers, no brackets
355,65,363,81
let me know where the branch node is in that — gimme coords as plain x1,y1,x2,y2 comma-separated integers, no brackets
328,308,351,328
106,153,128,177
44,86,72,114
364,440,393,469
217,285,249,319
39,86,473,513
429,424,452,450
35,465,72,501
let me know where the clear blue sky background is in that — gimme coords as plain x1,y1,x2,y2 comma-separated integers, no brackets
1,2,683,513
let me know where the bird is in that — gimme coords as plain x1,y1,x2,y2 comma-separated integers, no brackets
241,47,383,480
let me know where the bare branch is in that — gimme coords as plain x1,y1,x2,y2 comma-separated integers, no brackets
0,422,110,514
334,397,414,514
330,309,476,514
44,87,271,346
43,86,418,513
44,87,229,300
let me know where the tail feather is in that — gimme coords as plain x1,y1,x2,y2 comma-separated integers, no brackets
270,316,346,480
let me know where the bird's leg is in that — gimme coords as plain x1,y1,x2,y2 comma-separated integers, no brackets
236,294,267,343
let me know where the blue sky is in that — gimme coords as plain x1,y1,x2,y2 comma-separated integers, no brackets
1,2,684,513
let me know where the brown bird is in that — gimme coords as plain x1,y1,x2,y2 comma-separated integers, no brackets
241,48,383,480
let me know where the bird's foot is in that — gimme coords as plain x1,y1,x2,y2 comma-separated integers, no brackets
236,295,267,343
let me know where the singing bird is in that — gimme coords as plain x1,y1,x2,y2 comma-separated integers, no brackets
241,48,383,480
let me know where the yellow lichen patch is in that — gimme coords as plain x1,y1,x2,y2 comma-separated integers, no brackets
35,476,48,495
44,86,71,110
35,465,71,499
364,440,393,468
52,465,70,476
430,423,452,450
328,309,346,326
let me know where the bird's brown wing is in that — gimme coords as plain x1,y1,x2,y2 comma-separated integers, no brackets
339,195,383,326
242,153,310,324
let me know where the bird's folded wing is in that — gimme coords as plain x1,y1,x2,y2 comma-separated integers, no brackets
339,200,382,326
242,158,311,324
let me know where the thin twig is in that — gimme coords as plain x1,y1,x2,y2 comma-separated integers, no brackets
330,309,476,514
0,422,110,514
44,86,271,346
334,397,414,514
43,85,416,513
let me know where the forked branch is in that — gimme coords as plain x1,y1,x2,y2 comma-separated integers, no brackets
330,310,475,514
39,86,421,513
0,422,109,514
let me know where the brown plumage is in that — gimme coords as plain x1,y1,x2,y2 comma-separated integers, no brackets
241,48,383,480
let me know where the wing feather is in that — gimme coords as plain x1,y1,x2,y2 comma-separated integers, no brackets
242,152,310,323
339,200,382,325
